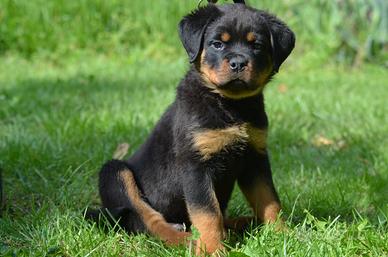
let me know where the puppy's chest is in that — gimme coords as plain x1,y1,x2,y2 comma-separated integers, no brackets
191,123,267,161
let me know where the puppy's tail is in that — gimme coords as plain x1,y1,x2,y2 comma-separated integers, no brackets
84,206,134,230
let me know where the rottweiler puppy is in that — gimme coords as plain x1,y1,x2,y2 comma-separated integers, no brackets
90,3,295,255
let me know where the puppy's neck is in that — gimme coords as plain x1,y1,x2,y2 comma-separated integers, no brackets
177,66,268,128
184,65,264,102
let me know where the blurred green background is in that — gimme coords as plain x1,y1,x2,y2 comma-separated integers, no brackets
0,0,387,65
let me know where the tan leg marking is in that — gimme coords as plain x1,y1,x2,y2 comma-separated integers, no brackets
190,210,225,254
240,181,281,223
120,171,191,245
187,190,224,255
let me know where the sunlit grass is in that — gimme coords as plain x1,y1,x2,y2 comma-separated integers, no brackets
1,53,387,256
0,0,387,255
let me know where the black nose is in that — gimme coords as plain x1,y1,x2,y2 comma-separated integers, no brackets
229,56,248,72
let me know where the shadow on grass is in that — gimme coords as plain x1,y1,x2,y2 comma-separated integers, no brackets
1,75,173,216
1,75,386,228
270,127,387,224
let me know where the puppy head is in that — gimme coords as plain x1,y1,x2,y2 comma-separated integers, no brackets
179,4,295,99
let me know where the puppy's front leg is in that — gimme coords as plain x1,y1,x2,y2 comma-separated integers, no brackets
183,170,224,255
238,152,282,224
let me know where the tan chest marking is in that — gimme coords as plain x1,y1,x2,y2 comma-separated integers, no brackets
192,123,267,160
246,124,267,154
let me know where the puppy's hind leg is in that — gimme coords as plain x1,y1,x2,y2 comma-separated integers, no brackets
99,160,191,245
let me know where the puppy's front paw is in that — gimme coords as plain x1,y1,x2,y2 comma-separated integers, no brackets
169,222,186,232
211,246,227,257
195,240,225,256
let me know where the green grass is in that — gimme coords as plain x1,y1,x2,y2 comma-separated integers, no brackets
1,0,388,256
1,53,387,256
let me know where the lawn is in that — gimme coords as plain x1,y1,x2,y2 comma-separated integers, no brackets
1,0,387,256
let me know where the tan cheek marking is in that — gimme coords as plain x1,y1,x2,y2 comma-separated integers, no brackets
255,56,274,87
221,32,231,42
199,50,220,89
216,61,265,100
219,58,231,79
199,50,231,92
242,61,254,82
192,125,249,160
247,32,256,42
256,66,272,87
240,181,281,223
120,171,191,245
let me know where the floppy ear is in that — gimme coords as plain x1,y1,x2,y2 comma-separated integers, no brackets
262,13,295,72
178,5,221,63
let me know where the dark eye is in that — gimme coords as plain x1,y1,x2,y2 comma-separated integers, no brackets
252,42,263,50
211,41,224,50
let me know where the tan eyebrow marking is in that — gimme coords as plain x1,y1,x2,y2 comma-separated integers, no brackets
221,32,231,42
247,32,256,42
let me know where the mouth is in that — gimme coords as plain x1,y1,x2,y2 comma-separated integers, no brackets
218,79,256,92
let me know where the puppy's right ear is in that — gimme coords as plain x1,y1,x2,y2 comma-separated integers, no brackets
178,5,221,63
261,12,295,72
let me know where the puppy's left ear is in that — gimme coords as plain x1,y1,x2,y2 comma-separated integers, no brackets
262,13,295,72
179,5,221,63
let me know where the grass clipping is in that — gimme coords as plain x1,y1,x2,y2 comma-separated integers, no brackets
112,143,130,160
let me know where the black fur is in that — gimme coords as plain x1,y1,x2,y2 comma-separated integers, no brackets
208,0,246,4
260,12,296,72
179,5,221,63
89,3,295,247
